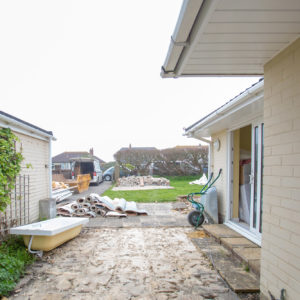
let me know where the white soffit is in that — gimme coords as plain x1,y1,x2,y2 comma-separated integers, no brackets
161,0,300,77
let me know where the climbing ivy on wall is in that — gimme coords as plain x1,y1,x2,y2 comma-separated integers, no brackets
0,128,24,212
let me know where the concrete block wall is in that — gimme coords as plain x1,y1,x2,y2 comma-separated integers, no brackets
15,132,50,223
211,130,227,222
261,38,300,300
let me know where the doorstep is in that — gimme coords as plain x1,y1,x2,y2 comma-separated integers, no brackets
202,224,261,276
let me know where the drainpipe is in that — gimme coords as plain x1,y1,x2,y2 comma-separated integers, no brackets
49,137,52,198
208,141,212,176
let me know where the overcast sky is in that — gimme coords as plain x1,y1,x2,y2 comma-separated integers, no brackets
0,1,260,162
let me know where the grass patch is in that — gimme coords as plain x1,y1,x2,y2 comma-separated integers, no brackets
102,175,203,202
0,236,35,297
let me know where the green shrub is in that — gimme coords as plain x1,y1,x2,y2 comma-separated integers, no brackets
0,236,35,296
0,128,24,212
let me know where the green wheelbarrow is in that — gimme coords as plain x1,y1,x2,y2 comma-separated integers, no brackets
187,169,222,228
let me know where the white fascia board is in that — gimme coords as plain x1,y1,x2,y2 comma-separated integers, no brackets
175,0,220,77
186,80,264,137
161,0,203,77
0,116,56,142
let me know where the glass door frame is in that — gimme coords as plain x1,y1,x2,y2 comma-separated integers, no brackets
225,119,263,245
249,121,264,239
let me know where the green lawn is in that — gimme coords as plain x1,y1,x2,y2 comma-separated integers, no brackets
102,175,203,202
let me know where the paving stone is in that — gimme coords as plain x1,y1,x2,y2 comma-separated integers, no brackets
192,236,260,293
221,237,258,248
219,269,260,293
249,259,261,275
203,224,242,238
233,247,261,262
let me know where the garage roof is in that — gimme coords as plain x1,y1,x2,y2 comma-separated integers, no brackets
0,110,55,140
161,0,300,77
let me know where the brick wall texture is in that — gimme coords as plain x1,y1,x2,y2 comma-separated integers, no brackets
261,38,300,300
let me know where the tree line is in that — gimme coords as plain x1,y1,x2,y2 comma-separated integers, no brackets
114,145,208,176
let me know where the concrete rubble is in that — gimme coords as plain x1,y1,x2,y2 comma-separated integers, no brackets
10,228,237,300
117,175,170,187
57,194,148,218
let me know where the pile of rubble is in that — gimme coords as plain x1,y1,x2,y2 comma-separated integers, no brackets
57,193,148,218
118,175,170,187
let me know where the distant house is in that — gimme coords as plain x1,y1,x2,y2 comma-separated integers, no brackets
117,144,158,153
114,145,158,164
52,148,105,171
0,110,55,230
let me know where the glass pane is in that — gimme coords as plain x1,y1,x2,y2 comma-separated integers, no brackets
253,126,259,229
260,124,264,233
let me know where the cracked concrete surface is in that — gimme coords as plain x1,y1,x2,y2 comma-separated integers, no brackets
10,227,238,300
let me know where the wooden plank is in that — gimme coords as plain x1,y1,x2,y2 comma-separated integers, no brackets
200,33,298,43
212,10,300,23
195,43,287,51
206,22,300,34
217,0,300,10
191,50,275,58
183,64,263,74
187,57,267,65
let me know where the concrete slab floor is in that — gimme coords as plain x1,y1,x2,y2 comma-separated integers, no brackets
9,228,240,300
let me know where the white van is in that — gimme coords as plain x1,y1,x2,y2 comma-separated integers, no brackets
71,158,103,185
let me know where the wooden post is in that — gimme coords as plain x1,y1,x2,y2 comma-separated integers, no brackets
114,163,120,186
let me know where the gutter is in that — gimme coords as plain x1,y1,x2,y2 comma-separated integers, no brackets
161,0,219,78
161,0,203,78
0,114,56,141
49,137,53,198
185,79,264,136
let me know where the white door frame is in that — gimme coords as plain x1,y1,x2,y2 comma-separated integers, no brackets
225,119,263,245
249,121,263,239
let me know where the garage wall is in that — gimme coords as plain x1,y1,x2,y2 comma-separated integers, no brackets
261,38,300,300
211,130,228,223
15,132,50,222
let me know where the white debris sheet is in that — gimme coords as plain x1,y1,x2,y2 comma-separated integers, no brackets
52,181,75,203
57,193,148,218
189,174,208,185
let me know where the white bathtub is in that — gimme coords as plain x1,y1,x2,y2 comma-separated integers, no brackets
10,217,89,255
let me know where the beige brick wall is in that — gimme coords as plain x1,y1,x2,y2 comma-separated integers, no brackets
15,132,50,223
261,38,300,300
211,130,228,222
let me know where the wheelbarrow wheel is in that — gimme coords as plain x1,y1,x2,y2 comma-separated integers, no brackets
188,210,204,227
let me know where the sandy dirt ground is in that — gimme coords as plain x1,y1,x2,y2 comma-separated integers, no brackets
10,227,235,300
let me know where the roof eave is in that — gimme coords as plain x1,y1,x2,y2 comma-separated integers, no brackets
161,0,219,78
185,80,264,137
0,112,56,141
